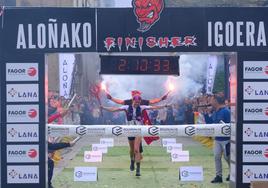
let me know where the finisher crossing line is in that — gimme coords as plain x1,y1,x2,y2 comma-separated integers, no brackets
101,94,170,177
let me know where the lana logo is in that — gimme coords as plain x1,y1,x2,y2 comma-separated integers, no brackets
244,169,253,178
28,149,37,158
8,88,17,97
264,148,268,158
112,126,123,136
76,126,87,136
9,169,18,179
27,67,37,77
244,128,253,137
28,109,37,118
148,126,159,136
8,128,17,137
265,66,268,75
185,126,195,136
245,86,254,95
133,0,164,32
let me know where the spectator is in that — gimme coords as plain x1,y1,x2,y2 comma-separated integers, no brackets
210,93,230,183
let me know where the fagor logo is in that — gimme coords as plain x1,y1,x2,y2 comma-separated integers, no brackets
185,126,195,136
28,109,37,118
112,126,123,136
76,126,87,136
133,0,164,32
266,108,268,116
27,67,37,77
148,126,159,136
265,66,268,75
264,149,268,158
28,149,37,158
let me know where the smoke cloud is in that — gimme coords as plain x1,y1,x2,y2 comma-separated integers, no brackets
101,54,223,104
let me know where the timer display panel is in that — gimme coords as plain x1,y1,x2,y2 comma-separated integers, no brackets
100,56,179,75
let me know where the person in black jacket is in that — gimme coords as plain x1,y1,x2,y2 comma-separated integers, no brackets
48,141,75,188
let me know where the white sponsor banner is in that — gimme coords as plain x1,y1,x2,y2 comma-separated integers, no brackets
167,143,182,153
206,55,218,94
59,54,75,99
230,142,236,163
179,166,204,181
7,84,39,102
243,165,268,183
100,138,114,147
48,124,230,137
7,145,39,163
243,145,268,163
243,61,268,79
7,165,39,184
7,105,39,123
6,63,38,81
243,124,268,142
74,167,97,182
243,103,268,121
244,82,268,100
162,138,176,147
92,144,108,154
230,163,236,182
7,124,39,142
171,150,189,162
84,151,102,162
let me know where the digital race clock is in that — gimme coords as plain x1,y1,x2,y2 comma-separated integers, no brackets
100,56,179,75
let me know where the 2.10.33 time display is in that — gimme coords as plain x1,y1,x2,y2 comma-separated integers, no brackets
100,56,179,75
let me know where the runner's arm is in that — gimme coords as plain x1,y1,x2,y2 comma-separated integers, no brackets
149,91,170,105
101,106,125,112
105,92,125,105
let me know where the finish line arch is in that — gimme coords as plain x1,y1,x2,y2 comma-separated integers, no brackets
0,6,268,188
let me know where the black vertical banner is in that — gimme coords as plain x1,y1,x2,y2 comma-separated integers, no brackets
0,6,4,188
2,52,46,188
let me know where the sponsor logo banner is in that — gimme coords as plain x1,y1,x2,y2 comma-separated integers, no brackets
92,144,108,154
243,124,268,142
171,150,190,162
244,82,268,100
7,124,39,142
243,165,268,183
167,143,182,153
6,63,38,81
243,103,268,121
162,138,176,147
243,145,268,163
179,166,204,181
243,61,268,79
100,138,114,147
123,127,142,136
7,145,39,163
74,167,97,182
48,126,69,137
7,165,39,184
159,127,178,136
7,84,39,102
7,105,39,123
84,151,102,162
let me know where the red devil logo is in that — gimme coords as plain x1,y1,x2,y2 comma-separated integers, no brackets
133,0,164,32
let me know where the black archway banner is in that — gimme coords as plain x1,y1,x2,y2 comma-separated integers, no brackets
1,7,268,188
